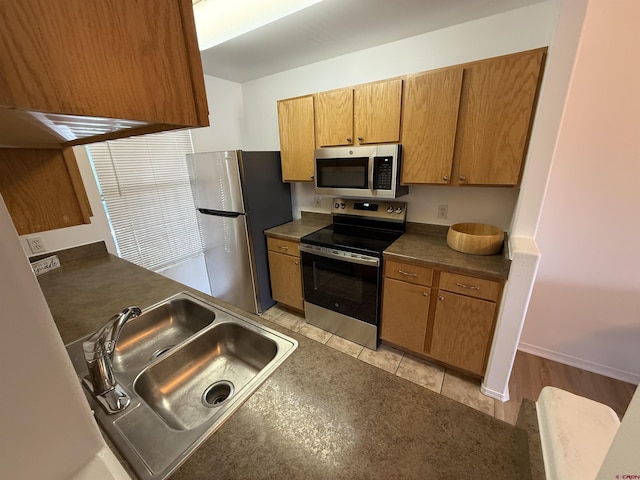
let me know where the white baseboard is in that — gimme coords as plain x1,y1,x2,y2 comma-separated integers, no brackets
481,383,510,402
518,342,640,385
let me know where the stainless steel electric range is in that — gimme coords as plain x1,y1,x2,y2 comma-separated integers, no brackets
299,198,406,349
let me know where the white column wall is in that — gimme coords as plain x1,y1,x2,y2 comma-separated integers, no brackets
0,195,126,479
519,0,640,384
482,0,589,399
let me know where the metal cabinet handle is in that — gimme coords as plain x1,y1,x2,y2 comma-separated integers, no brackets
294,261,299,265
398,270,417,277
422,292,429,297
278,246,289,251
456,282,480,290
459,175,467,181
346,137,352,143
438,296,444,301
443,176,449,181
358,136,363,142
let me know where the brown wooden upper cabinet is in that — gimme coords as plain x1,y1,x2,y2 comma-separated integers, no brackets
401,68,464,184
401,48,546,186
277,95,316,182
315,79,403,147
0,0,208,148
0,148,92,235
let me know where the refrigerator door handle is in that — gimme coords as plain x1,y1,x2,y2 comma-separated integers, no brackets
197,208,244,218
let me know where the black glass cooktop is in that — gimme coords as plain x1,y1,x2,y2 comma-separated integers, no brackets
300,224,403,257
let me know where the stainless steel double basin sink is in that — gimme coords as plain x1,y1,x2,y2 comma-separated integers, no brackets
66,292,298,480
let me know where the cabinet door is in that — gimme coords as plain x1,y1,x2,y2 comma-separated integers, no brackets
381,278,431,353
315,89,354,147
401,68,463,184
0,147,92,235
429,291,496,375
354,79,403,144
268,250,304,311
0,0,207,127
454,49,545,185
277,95,316,182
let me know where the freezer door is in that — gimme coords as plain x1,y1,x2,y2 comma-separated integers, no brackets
199,211,258,314
187,151,245,213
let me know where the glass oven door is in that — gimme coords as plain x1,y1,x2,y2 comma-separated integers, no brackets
300,246,380,326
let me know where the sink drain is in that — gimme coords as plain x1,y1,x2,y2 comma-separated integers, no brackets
202,381,235,408
150,346,174,360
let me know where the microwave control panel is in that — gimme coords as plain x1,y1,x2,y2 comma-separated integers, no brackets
373,156,393,190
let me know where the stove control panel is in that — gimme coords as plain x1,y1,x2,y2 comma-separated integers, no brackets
330,198,406,222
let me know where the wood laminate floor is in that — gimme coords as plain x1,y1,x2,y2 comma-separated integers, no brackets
495,350,637,424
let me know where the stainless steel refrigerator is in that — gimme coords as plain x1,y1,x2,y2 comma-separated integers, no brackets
186,151,292,314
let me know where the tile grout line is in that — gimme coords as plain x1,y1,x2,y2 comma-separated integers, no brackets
393,352,405,375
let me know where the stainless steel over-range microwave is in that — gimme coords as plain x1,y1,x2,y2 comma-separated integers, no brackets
314,144,408,198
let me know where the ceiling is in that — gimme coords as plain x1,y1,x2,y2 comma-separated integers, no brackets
198,0,545,83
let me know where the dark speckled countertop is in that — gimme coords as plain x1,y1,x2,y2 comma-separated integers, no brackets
266,214,511,281
264,211,331,241
37,242,534,480
385,224,511,281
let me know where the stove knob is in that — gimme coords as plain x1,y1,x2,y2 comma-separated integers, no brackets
334,202,340,209
395,207,403,214
340,202,346,209
387,206,394,213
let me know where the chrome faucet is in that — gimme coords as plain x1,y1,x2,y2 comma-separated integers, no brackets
83,306,142,414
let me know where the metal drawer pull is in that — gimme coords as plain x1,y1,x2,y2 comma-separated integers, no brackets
398,270,417,277
278,246,289,250
294,261,299,265
438,296,444,301
456,282,480,290
422,292,429,297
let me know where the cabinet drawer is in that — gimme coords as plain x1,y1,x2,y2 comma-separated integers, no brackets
385,260,433,286
267,237,300,257
439,271,500,302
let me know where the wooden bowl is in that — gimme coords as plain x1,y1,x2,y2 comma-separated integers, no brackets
447,223,504,255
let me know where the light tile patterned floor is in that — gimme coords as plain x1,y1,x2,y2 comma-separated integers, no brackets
262,305,496,417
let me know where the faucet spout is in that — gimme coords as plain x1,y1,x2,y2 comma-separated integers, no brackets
83,306,142,414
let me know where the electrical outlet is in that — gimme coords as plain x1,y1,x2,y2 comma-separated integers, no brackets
437,205,448,219
27,236,46,254
314,196,322,207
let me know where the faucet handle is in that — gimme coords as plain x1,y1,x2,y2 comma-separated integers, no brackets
82,335,106,361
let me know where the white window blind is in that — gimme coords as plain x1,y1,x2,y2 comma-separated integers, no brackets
87,130,203,272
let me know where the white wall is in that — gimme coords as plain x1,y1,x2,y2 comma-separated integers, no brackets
240,2,557,226
598,387,640,477
520,0,640,383
157,254,211,296
190,74,244,152
0,195,126,479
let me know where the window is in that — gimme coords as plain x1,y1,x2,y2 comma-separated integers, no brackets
87,130,202,271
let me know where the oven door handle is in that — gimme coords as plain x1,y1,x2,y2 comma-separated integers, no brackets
299,244,380,267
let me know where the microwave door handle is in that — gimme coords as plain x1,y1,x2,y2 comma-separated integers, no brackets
368,155,375,190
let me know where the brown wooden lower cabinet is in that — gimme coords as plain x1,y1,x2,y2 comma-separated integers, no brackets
429,291,496,375
380,259,502,376
380,278,431,353
266,237,304,311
